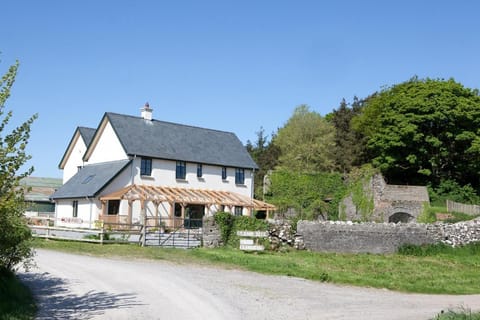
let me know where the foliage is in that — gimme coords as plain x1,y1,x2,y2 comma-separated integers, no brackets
433,308,480,320
340,165,376,221
265,170,346,220
330,97,368,173
214,212,268,247
428,179,480,206
246,127,281,199
398,241,480,257
0,61,38,271
0,267,37,319
35,238,480,294
353,77,480,190
273,105,336,173
418,205,479,224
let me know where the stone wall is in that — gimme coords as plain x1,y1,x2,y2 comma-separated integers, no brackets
297,219,480,254
202,216,222,248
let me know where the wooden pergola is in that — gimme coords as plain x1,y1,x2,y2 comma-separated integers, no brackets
99,184,276,224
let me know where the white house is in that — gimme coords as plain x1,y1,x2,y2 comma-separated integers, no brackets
52,104,274,229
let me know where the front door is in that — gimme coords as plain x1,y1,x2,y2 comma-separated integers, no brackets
185,205,205,228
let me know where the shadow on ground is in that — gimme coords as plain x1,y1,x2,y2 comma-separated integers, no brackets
19,272,143,320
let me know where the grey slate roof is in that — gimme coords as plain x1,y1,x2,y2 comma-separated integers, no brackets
51,160,131,199
78,127,96,147
95,112,258,169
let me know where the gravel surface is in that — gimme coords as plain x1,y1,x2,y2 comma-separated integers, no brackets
19,249,480,320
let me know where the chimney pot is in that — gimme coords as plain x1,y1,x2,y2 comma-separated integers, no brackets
141,102,153,120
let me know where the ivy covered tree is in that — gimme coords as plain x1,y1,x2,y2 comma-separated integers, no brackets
273,105,336,173
353,77,480,190
0,60,37,271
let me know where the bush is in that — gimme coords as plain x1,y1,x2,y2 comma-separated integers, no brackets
213,212,269,247
429,179,480,206
0,267,37,319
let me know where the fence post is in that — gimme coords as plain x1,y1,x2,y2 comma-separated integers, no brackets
142,221,146,247
100,225,104,245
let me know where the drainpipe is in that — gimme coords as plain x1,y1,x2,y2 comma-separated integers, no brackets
87,197,93,229
131,154,137,185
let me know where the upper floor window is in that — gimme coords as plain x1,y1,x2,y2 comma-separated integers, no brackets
197,163,203,178
222,167,227,180
176,161,186,180
141,157,152,176
72,200,78,217
235,168,245,185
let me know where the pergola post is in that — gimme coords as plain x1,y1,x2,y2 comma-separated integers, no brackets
127,200,133,225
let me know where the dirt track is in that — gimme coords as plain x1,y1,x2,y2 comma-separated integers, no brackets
19,249,480,320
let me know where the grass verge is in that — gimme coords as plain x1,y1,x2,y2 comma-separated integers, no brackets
33,239,480,295
0,268,36,320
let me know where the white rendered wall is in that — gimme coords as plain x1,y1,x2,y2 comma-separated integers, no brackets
63,135,88,184
131,157,254,198
87,121,128,164
55,199,100,229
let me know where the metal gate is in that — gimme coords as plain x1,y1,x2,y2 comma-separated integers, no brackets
141,217,202,248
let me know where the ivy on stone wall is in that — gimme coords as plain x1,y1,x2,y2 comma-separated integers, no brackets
214,212,269,247
346,165,376,221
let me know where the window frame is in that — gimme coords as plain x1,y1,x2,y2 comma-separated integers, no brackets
72,200,78,218
234,206,243,216
176,160,187,180
221,166,227,180
235,168,245,185
140,157,152,176
107,200,120,215
197,163,203,178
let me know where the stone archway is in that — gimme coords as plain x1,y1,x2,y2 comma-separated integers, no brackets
388,211,414,223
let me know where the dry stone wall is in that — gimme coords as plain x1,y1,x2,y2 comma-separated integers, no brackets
297,219,480,254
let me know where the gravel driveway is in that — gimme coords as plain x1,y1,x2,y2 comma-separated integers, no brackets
19,249,480,320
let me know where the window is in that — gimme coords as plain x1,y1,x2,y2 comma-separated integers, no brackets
174,203,182,217
176,161,186,180
72,200,78,217
141,157,152,176
235,168,245,185
222,167,227,180
107,200,120,215
82,174,95,184
197,163,203,178
234,206,243,216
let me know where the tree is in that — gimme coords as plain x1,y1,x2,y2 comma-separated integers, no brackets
246,127,280,199
0,60,37,271
273,105,336,173
353,77,480,189
330,97,368,174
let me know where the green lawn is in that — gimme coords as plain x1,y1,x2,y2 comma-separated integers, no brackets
33,239,480,295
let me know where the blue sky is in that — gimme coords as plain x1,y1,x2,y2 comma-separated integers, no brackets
1,1,480,178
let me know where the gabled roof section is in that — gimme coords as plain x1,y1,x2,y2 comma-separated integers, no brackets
58,126,97,169
84,112,258,169
51,160,131,199
78,127,96,148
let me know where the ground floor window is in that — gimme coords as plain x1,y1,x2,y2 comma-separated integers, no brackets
72,200,78,217
234,206,243,216
107,200,120,215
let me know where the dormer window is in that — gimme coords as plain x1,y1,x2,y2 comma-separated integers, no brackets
141,157,152,176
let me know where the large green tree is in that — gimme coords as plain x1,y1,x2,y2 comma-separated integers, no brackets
0,60,37,271
273,105,335,173
353,77,480,189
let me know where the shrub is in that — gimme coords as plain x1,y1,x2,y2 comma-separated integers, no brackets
213,212,269,247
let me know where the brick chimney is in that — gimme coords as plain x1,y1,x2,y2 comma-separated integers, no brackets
140,102,153,120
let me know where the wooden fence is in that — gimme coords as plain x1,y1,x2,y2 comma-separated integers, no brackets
446,200,480,216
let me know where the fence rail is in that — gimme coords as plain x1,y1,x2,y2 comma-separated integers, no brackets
27,216,202,248
446,200,480,216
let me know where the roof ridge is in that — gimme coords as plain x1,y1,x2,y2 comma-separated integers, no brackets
105,112,236,136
